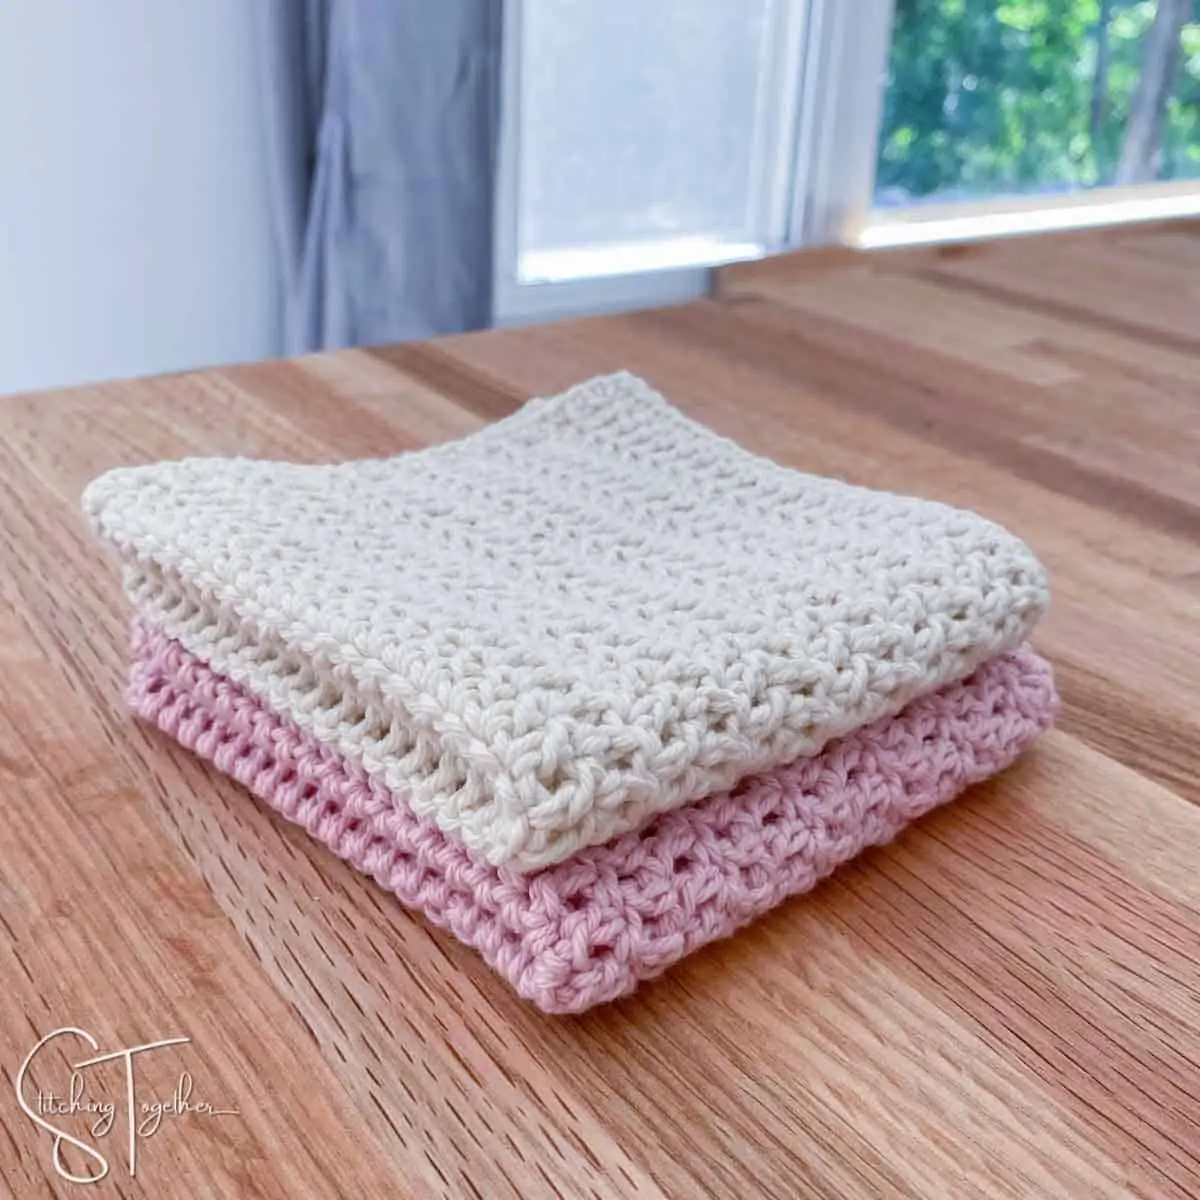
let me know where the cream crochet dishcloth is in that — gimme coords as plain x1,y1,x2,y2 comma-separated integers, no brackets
83,371,1049,872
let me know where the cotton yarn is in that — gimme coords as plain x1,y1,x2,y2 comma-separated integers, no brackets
85,372,1050,871
129,621,1057,1013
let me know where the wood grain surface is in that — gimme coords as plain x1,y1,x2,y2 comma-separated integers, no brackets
1,224,1198,1198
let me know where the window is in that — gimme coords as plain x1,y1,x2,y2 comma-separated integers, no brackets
494,0,807,322
853,0,1200,247
515,0,800,283
494,0,1200,321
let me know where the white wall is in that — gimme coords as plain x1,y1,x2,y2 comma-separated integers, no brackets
0,1,281,396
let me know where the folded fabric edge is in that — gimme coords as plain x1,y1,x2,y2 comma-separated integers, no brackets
119,549,1048,876
126,621,1058,1014
79,369,1050,876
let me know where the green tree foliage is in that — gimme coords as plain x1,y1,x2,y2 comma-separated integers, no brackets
876,0,1200,203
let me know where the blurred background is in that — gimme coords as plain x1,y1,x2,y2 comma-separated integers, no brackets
880,0,1200,204
0,0,1196,396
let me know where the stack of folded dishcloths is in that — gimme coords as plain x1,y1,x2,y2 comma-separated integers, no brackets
83,372,1056,1013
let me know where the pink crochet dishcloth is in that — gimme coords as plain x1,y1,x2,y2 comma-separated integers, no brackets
128,621,1057,1013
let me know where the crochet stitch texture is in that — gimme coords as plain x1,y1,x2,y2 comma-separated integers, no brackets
129,621,1057,1013
85,372,1050,872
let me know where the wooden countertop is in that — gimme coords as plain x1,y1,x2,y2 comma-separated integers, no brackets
2,223,1198,1198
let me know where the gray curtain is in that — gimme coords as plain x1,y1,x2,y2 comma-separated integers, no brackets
255,0,501,354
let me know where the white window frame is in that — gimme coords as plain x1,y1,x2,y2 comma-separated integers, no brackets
858,179,1200,249
492,0,1200,326
786,0,896,246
